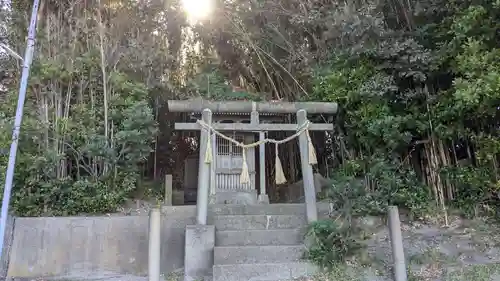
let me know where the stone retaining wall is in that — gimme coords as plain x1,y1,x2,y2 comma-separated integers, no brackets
6,206,197,279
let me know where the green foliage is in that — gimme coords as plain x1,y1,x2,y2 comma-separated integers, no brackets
326,157,432,219
306,1,500,267
313,55,424,155
310,51,432,219
304,219,365,268
307,1,500,221
441,165,500,218
0,0,191,216
0,51,158,216
186,63,264,101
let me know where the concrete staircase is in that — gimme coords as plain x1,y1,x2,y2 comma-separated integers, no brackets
208,204,318,281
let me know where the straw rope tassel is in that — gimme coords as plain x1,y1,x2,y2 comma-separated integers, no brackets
275,143,287,184
209,134,216,197
306,129,317,165
240,148,251,184
204,131,212,164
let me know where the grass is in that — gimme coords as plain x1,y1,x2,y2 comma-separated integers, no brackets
294,263,387,281
408,248,457,266
163,272,183,281
302,263,500,281
445,264,500,281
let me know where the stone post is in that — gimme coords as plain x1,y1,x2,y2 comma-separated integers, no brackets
196,108,212,225
296,109,318,222
148,208,161,281
258,131,269,204
164,174,172,206
388,206,407,281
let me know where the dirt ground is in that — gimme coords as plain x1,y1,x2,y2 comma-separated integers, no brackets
305,215,500,281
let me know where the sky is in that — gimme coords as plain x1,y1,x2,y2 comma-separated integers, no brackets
181,0,213,24
0,0,10,92
0,0,8,10
0,0,213,55
0,0,216,61
0,0,10,56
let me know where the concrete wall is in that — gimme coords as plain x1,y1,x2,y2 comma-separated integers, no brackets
6,206,197,279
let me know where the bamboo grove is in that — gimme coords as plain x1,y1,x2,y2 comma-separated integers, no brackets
1,0,500,219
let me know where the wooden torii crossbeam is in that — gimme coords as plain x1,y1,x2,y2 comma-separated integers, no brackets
168,98,338,114
169,99,337,131
175,122,333,131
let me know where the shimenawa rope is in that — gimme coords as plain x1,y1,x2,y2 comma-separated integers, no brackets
197,119,317,184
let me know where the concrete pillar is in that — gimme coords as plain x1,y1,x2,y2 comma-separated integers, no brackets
388,206,407,281
258,131,269,204
196,108,212,225
184,225,215,281
164,174,172,206
296,109,318,222
148,208,161,281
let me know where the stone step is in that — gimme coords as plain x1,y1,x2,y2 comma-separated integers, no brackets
212,215,306,231
160,203,333,218
212,262,317,281
209,204,308,216
214,245,305,265
215,229,304,246
213,190,258,205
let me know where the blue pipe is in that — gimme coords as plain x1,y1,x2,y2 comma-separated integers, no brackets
0,0,41,261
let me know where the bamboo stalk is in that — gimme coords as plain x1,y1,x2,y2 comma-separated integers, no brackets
430,137,448,226
438,139,453,200
424,143,439,205
97,0,109,169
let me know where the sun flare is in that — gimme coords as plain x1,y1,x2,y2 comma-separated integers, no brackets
181,0,213,23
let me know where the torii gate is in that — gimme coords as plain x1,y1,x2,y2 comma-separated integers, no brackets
168,99,338,224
